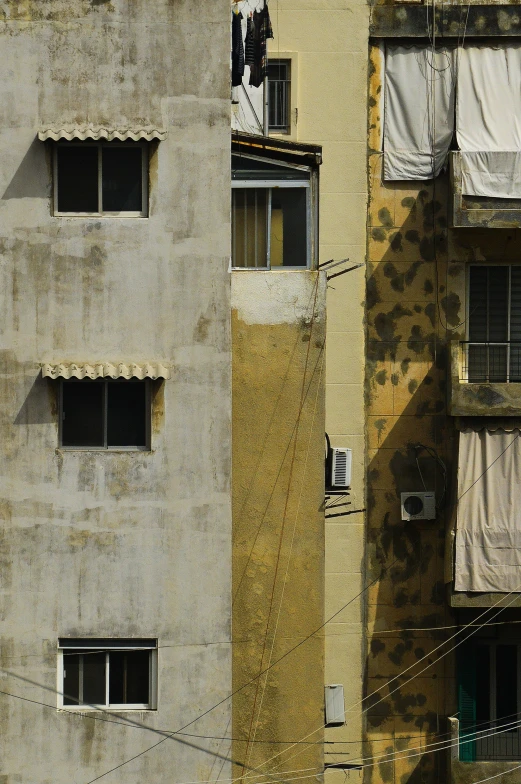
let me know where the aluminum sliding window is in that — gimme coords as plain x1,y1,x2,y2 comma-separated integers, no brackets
467,265,521,382
60,379,150,450
54,142,148,217
58,639,157,710
231,182,310,269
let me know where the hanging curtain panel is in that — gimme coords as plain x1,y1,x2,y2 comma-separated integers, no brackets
455,428,521,593
457,43,521,198
383,45,456,181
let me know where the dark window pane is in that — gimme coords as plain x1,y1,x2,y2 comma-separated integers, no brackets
268,61,290,133
126,650,150,704
57,146,99,213
488,267,509,342
102,146,143,212
82,652,106,705
63,653,80,705
270,188,307,267
109,651,150,704
107,381,147,447
476,646,491,728
62,381,104,447
469,267,488,343
496,645,517,727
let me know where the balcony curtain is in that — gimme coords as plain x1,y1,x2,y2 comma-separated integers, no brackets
383,45,456,181
457,43,521,198
455,427,521,592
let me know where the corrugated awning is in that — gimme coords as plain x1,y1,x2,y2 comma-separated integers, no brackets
42,362,170,380
38,126,166,142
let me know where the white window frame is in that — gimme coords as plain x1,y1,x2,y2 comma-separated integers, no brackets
59,378,151,452
232,181,311,270
53,141,148,218
57,640,158,710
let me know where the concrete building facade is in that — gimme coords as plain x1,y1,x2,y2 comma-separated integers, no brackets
0,2,232,782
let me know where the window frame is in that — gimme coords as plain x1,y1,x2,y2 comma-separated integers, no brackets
268,59,292,135
59,378,151,451
57,639,158,711
466,263,521,383
231,153,314,271
53,141,148,218
268,52,298,139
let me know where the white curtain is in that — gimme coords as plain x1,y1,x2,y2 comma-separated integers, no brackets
457,43,521,198
455,429,521,593
383,45,456,181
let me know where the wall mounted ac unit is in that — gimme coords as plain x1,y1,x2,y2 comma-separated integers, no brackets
325,684,345,727
326,447,352,489
401,491,436,521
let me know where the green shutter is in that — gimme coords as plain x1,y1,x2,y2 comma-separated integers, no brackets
458,643,477,762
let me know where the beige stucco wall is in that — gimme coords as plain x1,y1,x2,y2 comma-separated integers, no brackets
269,0,369,773
231,270,326,780
0,2,232,782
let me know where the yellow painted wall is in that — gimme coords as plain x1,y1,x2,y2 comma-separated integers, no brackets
231,271,326,780
269,0,369,773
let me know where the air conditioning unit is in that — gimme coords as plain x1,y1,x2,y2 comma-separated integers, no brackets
325,684,345,727
401,491,436,521
326,447,352,489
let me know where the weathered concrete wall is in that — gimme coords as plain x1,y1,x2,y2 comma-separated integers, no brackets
0,2,232,782
269,0,368,772
231,271,326,781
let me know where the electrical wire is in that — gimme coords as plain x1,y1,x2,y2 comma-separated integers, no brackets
240,433,521,780
240,279,324,776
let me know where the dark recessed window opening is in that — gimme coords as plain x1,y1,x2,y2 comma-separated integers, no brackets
61,379,149,449
55,142,146,216
60,640,156,709
268,60,291,134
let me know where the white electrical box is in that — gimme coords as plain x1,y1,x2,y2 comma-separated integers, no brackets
328,448,352,489
325,684,345,726
401,491,436,521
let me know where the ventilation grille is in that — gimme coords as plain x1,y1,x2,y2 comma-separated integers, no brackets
330,448,352,488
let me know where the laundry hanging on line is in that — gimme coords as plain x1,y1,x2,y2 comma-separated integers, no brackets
231,4,273,90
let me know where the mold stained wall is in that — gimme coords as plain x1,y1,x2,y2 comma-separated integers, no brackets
0,2,232,782
269,0,368,769
231,271,326,778
366,41,473,784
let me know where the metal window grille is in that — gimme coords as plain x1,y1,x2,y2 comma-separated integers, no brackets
268,61,291,134
465,265,521,382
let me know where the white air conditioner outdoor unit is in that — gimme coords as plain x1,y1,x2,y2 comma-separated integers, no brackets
326,447,352,489
401,491,436,521
325,684,345,727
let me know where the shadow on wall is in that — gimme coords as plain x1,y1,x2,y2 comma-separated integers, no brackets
3,137,49,200
14,372,55,425
364,169,459,784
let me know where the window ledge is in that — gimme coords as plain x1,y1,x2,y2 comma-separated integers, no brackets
56,448,153,453
449,340,521,416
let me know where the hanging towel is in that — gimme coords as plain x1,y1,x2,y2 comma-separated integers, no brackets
249,5,273,89
232,10,245,88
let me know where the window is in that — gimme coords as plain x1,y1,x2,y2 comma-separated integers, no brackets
60,379,149,449
54,142,147,216
467,265,521,382
268,60,291,134
458,639,521,761
231,154,313,269
58,639,157,710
